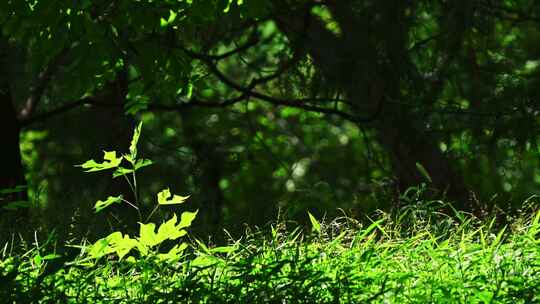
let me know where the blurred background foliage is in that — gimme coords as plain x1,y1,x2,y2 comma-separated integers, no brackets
1,0,540,242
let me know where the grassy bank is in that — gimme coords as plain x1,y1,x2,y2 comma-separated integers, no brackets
1,202,539,303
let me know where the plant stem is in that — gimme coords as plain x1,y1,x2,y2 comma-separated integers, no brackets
122,174,136,200
121,198,142,222
132,170,139,206
145,205,160,223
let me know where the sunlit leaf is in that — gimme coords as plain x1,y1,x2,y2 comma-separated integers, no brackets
128,122,143,162
138,222,159,247
134,158,153,171
42,253,62,260
160,9,177,27
157,188,190,205
178,210,198,229
194,238,210,254
308,211,321,233
89,235,116,259
125,256,136,263
224,0,243,12
94,195,123,213
90,232,139,260
209,245,237,254
111,234,138,260
156,214,187,243
112,167,134,178
157,243,188,262
33,254,42,268
529,210,540,237
77,151,122,172
190,255,218,267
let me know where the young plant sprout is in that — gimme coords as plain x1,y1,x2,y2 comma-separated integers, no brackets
75,122,197,262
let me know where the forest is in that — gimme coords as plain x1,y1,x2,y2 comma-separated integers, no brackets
1,1,539,303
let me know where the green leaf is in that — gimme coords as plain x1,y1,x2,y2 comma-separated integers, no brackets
94,195,123,213
88,234,118,259
156,214,187,243
157,188,190,205
136,242,149,256
91,232,139,260
157,243,188,262
34,254,43,268
134,158,153,171
138,222,159,247
308,211,321,233
42,254,62,260
111,234,138,260
490,226,507,249
124,98,149,115
112,166,134,178
185,83,193,99
529,210,540,237
77,151,123,172
415,162,432,183
209,245,237,254
224,0,243,12
128,122,143,162
194,238,210,254
190,255,219,268
160,9,178,27
2,201,31,211
474,291,494,303
178,210,198,229
0,185,28,195
356,219,386,241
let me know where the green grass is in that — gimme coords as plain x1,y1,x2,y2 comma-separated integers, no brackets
1,203,539,303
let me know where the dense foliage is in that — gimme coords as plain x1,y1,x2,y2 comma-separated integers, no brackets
0,0,540,237
1,1,540,302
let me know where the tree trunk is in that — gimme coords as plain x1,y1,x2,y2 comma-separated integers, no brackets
0,83,29,225
180,109,225,231
275,2,470,209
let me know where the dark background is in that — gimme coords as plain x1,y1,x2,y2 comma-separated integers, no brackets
1,0,540,242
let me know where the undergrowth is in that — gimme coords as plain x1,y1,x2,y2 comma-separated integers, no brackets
0,204,539,303
1,123,539,303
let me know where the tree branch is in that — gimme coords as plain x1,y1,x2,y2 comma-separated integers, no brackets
182,47,374,122
208,30,262,61
18,47,70,121
20,97,96,127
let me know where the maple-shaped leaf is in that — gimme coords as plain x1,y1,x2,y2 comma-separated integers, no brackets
157,188,189,205
94,195,123,213
77,151,122,172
